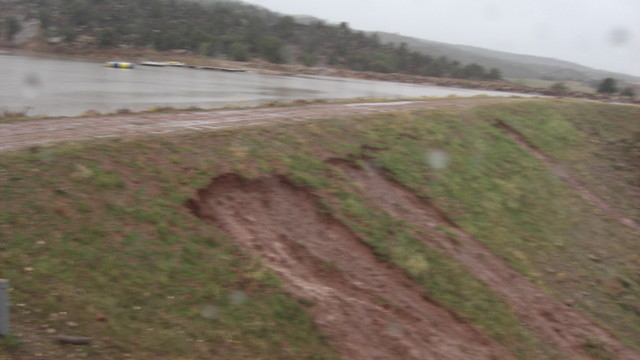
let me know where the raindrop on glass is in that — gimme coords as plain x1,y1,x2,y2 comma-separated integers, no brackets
608,27,630,46
228,290,248,306
22,72,43,99
200,304,219,320
387,321,405,337
426,149,450,170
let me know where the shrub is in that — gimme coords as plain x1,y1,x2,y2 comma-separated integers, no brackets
551,82,569,91
229,42,250,62
597,78,618,94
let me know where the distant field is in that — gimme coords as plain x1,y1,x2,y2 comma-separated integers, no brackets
1,99,638,359
506,78,596,93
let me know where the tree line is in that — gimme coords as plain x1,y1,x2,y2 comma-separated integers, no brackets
6,0,502,80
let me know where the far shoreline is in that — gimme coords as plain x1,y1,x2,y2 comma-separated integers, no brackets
1,46,637,106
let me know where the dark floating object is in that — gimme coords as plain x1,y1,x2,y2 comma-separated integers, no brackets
56,335,92,345
186,65,246,72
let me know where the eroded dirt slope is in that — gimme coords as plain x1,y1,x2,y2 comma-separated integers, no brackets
188,174,514,360
334,160,640,360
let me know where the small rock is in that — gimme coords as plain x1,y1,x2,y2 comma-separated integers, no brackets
23,267,34,272
95,313,108,322
564,299,576,307
587,254,601,262
65,321,78,328
45,328,57,334
56,335,92,345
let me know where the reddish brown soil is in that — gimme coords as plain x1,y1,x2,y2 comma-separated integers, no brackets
188,174,515,360
494,120,640,233
334,161,640,360
0,98,514,152
188,163,640,359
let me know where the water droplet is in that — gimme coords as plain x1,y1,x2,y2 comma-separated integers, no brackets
426,149,449,170
608,27,630,46
38,148,54,163
200,304,219,320
228,290,248,306
387,321,405,336
279,45,296,63
22,72,43,99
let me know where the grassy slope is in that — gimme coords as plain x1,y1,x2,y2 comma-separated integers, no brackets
1,99,638,359
0,142,340,359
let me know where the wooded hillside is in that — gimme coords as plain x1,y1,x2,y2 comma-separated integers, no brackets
1,0,502,80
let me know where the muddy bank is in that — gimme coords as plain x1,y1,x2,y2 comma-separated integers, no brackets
187,174,515,360
334,160,640,360
187,165,640,359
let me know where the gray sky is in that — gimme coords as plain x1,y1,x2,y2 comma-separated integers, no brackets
245,0,640,77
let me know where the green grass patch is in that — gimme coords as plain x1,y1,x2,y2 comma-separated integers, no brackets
362,101,640,350
0,140,339,360
506,78,595,93
1,99,638,358
479,100,640,222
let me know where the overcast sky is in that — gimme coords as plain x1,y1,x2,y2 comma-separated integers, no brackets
245,0,640,77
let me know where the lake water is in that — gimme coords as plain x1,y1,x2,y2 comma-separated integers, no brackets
0,54,525,117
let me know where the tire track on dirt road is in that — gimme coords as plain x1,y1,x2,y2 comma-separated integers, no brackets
494,119,640,233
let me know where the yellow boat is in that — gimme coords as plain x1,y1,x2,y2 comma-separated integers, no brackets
104,61,135,69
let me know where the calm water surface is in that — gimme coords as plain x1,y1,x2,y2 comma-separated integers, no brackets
1,55,525,117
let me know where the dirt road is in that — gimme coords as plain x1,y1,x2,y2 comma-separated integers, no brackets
0,98,514,152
